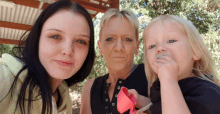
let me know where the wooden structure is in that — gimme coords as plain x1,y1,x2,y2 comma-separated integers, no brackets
0,0,119,45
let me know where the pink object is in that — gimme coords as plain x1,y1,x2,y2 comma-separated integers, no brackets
117,87,137,114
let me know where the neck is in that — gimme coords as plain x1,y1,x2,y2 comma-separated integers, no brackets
50,78,63,94
178,70,195,81
107,64,133,85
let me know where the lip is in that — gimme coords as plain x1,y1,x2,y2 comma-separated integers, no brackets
113,57,125,58
54,60,73,66
113,57,125,60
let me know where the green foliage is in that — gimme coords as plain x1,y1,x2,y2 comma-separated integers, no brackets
202,30,220,77
0,44,16,57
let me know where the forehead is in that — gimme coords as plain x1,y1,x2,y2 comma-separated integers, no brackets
144,20,186,41
101,17,135,35
42,10,89,33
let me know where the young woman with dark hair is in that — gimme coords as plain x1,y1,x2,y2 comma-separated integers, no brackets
0,0,95,114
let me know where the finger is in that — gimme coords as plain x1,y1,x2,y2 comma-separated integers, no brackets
136,110,145,114
157,55,175,62
155,58,170,63
127,89,134,96
127,89,138,99
156,56,177,67
153,60,168,67
152,61,164,67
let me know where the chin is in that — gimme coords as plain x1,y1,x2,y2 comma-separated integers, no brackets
112,64,127,71
151,67,158,75
49,71,73,80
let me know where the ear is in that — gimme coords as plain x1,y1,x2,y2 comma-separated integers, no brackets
97,40,102,55
135,40,140,55
192,53,200,61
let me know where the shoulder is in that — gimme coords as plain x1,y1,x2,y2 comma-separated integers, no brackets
188,78,220,97
194,81,220,99
136,64,145,70
185,79,220,113
0,63,15,99
132,64,145,75
80,79,95,113
82,79,95,96
83,79,95,90
130,64,147,81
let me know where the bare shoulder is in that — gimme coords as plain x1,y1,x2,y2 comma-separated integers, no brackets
80,79,95,114
82,79,95,92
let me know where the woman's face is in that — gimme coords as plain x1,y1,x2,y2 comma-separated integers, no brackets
98,17,139,71
39,10,90,80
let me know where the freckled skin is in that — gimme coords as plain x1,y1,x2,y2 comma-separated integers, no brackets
98,17,140,72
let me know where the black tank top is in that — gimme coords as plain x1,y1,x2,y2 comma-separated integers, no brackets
90,64,148,114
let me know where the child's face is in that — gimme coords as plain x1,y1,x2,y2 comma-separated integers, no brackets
144,20,199,79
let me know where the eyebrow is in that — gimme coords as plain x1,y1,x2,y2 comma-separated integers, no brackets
46,28,64,33
45,29,90,39
77,34,90,39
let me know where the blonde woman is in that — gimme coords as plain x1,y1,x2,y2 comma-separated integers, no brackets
80,9,150,114
132,15,220,114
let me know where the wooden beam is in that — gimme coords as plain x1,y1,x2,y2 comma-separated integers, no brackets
8,0,49,10
0,38,20,45
90,14,95,18
112,0,119,9
42,3,50,10
0,21,31,31
77,1,108,13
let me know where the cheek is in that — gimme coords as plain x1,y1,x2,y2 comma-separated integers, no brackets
74,46,89,63
39,38,56,55
39,37,59,64
39,38,47,61
146,51,153,62
102,44,112,55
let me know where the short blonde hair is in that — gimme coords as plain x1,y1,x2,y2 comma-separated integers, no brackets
100,8,139,39
143,15,220,97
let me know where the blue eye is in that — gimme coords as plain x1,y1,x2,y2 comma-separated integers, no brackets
106,38,113,41
149,45,156,49
125,38,133,42
77,40,87,44
50,35,60,39
168,40,176,43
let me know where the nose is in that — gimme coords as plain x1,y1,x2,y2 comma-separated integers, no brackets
114,38,124,52
156,43,166,53
61,40,74,57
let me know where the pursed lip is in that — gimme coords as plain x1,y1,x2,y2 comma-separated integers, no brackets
113,57,125,59
54,60,73,66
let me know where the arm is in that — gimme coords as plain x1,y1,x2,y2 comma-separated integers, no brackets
127,89,151,109
153,55,191,114
160,80,191,114
80,79,95,114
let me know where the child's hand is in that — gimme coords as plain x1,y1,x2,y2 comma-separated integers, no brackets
135,111,147,114
153,54,179,82
127,89,151,109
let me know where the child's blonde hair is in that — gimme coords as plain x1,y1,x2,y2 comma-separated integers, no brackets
143,15,220,97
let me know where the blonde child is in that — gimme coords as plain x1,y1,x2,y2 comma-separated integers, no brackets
130,15,220,114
